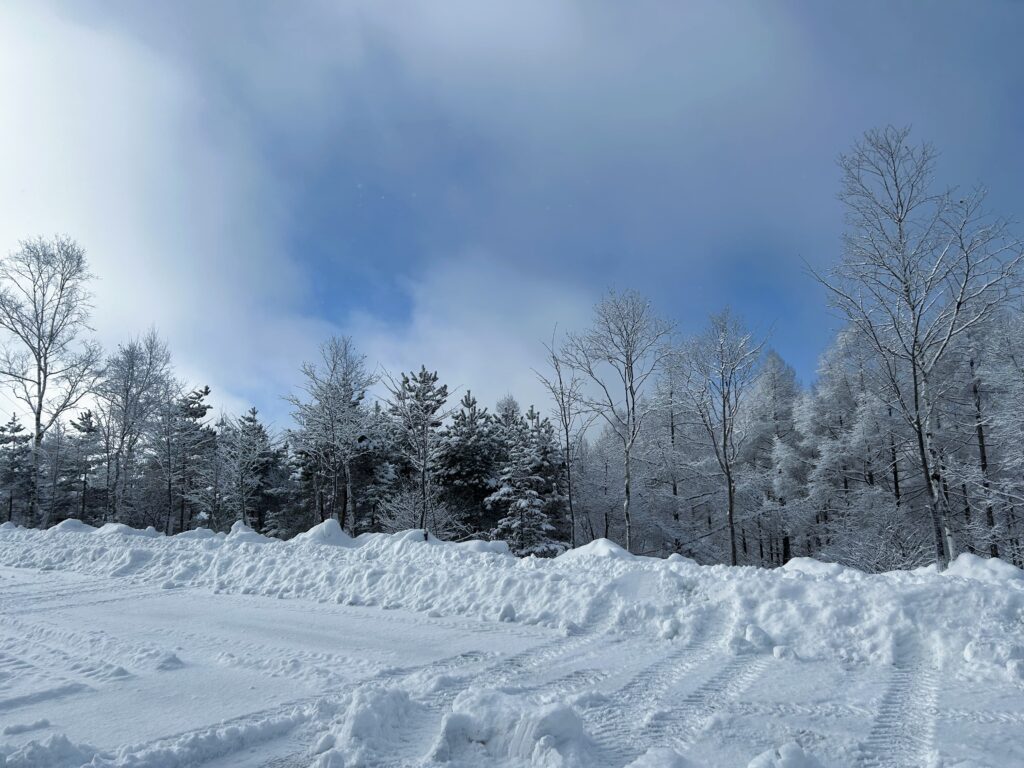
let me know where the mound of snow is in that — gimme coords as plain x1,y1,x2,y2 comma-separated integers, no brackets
175,527,223,540
0,521,17,533
944,552,1024,583
312,686,422,766
45,519,96,534
225,520,271,544
780,558,855,579
626,747,700,767
430,689,596,767
557,538,635,562
747,742,825,768
0,733,102,768
95,523,162,538
290,518,354,547
454,538,511,555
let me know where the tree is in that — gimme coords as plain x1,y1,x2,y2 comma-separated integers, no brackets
536,329,591,548
95,331,172,523
563,290,673,552
682,309,764,566
68,409,103,524
487,407,567,556
815,125,1024,569
0,414,33,524
288,337,377,532
222,407,281,530
385,366,449,536
438,391,501,533
0,236,102,524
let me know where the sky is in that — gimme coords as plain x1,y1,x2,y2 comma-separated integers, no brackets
1,1,1022,427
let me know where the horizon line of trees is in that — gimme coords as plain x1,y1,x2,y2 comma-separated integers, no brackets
2,125,1023,572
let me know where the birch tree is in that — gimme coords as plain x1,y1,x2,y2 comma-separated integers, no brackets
0,236,101,523
536,328,591,548
563,290,673,552
682,309,764,566
815,125,1023,569
95,331,172,522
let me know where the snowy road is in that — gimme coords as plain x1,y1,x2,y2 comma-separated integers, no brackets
1,524,1023,766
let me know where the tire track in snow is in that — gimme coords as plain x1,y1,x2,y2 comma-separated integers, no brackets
935,707,1024,726
97,647,497,768
653,652,771,752
855,655,939,768
579,612,731,767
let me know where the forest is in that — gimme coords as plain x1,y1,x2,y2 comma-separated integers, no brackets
2,126,1022,573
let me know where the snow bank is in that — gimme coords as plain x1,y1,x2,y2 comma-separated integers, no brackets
1,521,1022,681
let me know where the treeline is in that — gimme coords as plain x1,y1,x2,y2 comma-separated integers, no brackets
2,126,1023,571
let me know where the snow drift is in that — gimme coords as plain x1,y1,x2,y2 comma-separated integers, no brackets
0,520,1021,681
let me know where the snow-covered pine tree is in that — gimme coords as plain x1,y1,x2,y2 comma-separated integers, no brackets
0,414,34,524
487,406,567,557
385,366,449,535
68,409,104,524
438,391,500,534
222,408,282,531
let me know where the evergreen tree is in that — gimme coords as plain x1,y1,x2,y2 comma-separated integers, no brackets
68,410,104,524
438,391,500,533
223,407,282,531
385,366,449,534
487,407,567,556
0,414,33,524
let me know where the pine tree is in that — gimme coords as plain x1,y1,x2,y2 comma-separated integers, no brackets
0,414,33,524
487,407,567,557
385,366,449,535
68,410,104,524
438,391,500,533
223,407,282,531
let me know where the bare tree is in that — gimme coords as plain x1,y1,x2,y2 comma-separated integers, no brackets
563,290,673,552
682,309,764,566
535,327,593,548
814,126,1023,570
0,236,102,524
95,330,173,522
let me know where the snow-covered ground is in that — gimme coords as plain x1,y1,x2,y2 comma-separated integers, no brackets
0,521,1022,768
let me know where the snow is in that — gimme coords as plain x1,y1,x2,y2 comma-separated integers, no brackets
290,519,354,547
1,521,1022,767
556,537,635,561
943,552,1024,583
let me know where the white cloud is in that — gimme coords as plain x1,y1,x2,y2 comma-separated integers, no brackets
0,3,332,422
347,252,596,415
0,4,601,425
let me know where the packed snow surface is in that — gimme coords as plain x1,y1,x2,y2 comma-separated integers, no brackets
0,521,1021,767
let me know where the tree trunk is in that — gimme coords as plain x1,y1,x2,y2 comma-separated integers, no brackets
970,360,999,558
727,474,738,566
622,447,632,552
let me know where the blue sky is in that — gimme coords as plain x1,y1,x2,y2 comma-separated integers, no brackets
1,1,1022,425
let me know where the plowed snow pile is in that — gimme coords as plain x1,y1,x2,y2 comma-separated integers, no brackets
0,520,1021,767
